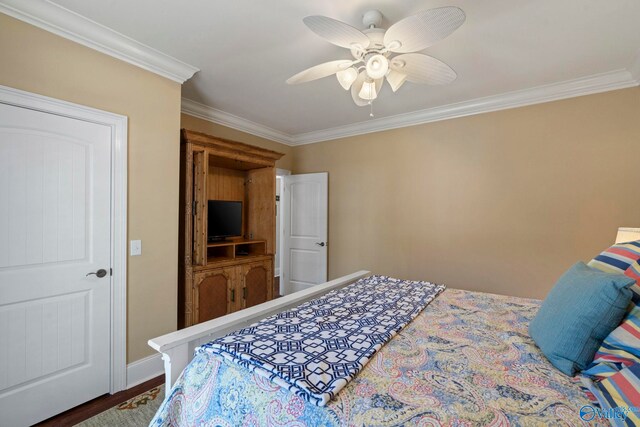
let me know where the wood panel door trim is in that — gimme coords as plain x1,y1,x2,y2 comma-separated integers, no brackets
192,148,207,265
0,84,128,393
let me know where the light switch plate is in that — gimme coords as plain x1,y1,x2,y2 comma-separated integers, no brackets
130,240,142,256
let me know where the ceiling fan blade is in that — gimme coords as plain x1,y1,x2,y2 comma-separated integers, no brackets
286,60,354,84
303,15,371,50
384,7,465,53
390,54,457,85
386,70,407,92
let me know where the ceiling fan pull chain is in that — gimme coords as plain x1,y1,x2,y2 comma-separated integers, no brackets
369,100,374,118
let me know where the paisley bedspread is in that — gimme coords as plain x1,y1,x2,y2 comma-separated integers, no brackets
151,288,604,426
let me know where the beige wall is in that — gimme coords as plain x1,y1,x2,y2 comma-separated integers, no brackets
2,10,638,365
181,114,293,170
0,14,181,362
293,88,640,299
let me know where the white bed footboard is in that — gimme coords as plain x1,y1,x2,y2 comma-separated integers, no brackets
148,270,370,396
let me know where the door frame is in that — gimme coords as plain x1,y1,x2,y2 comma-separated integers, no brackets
0,85,128,393
275,169,290,295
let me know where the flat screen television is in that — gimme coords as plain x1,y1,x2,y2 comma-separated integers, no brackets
207,200,242,242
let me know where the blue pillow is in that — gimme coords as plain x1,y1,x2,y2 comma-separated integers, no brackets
529,262,634,376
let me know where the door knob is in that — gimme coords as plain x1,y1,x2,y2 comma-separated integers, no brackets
315,242,326,247
86,269,108,278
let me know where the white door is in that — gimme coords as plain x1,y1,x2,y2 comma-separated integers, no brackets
0,103,112,426
282,173,328,294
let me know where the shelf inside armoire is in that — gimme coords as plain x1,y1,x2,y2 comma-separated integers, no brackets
205,239,267,264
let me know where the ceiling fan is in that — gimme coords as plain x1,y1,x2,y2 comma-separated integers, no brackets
286,7,466,113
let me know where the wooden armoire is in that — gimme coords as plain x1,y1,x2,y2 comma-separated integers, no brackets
178,129,284,328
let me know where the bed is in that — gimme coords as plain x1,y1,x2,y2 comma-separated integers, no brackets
149,272,603,426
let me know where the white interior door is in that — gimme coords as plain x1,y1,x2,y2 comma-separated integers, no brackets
282,173,328,294
0,103,112,426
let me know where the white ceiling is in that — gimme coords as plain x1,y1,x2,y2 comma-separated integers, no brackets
40,1,640,140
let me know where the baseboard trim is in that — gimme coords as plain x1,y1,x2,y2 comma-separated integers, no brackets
126,353,164,389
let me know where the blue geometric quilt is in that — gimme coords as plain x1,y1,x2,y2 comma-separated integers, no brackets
199,275,445,406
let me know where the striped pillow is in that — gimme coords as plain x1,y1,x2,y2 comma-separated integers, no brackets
627,260,640,283
588,240,640,277
582,280,640,423
584,305,640,378
591,363,640,426
589,241,640,310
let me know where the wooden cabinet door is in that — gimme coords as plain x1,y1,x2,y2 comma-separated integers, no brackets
240,260,273,309
194,267,235,323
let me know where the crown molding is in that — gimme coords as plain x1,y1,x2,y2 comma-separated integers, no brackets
181,98,294,146
291,69,638,145
0,0,198,83
183,69,638,147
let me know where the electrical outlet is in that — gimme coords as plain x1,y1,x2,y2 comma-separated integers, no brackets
130,240,142,256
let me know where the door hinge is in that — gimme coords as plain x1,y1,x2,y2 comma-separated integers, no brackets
110,268,113,276
192,200,197,216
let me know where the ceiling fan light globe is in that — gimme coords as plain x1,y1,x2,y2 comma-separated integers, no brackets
366,54,389,80
336,68,358,90
359,80,378,100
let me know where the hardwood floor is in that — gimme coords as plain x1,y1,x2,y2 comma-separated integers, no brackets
34,375,164,427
